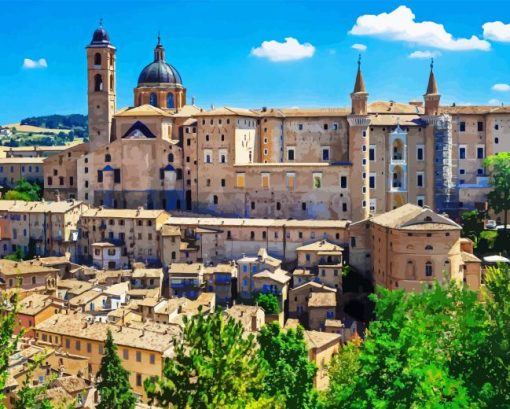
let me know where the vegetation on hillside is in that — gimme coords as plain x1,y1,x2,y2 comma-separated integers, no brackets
3,179,42,201
321,265,510,408
2,114,88,147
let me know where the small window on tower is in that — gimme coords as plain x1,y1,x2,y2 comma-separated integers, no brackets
94,53,101,66
94,74,103,92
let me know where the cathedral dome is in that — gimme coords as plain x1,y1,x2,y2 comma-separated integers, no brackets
90,22,110,45
137,60,182,85
137,37,182,86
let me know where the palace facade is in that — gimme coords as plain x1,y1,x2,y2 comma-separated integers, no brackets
43,23,506,222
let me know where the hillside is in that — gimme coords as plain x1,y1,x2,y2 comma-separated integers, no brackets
1,114,88,147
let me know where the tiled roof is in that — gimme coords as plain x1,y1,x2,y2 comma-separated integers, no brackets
115,104,173,117
461,251,481,263
36,313,175,353
304,330,341,349
0,200,84,214
253,269,290,285
165,217,349,229
308,292,337,308
296,240,344,252
82,207,169,220
0,259,59,276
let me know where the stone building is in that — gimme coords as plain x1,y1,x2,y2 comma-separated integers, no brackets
349,203,481,292
41,24,503,222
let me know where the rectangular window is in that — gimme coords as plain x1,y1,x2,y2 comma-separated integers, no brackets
286,173,295,191
47,177,53,186
123,349,129,360
478,121,484,132
236,173,245,188
136,351,141,362
65,338,70,349
87,343,92,353
261,173,270,189
477,145,485,159
369,145,376,161
370,199,376,213
369,173,376,189
150,354,155,364
340,175,347,189
417,172,424,187
75,340,81,351
136,373,142,387
219,149,228,164
313,173,322,189
114,169,121,183
321,147,330,161
416,145,424,161
287,147,295,161
459,146,466,160
460,121,466,132
417,195,425,207
204,150,212,164
97,170,103,183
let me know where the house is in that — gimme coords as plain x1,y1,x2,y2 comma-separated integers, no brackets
224,305,265,333
167,262,205,299
0,259,58,296
203,263,237,305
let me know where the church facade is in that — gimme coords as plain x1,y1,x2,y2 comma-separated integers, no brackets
44,24,506,222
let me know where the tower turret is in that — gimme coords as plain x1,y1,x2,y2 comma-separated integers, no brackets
424,58,440,116
351,55,368,115
86,20,116,151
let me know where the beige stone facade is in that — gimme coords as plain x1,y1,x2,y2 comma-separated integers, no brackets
349,203,481,292
35,25,505,223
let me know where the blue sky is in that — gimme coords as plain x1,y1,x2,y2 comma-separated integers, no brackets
2,0,510,124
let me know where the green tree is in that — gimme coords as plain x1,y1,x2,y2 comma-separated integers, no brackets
3,179,42,202
485,153,510,231
0,293,22,408
4,247,25,261
144,310,271,409
14,353,53,409
482,264,510,407
258,322,317,409
461,209,485,245
322,338,362,407
96,329,136,409
256,293,281,315
325,283,489,408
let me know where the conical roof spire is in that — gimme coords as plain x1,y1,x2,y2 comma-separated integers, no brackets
154,32,165,61
353,54,366,93
426,58,438,95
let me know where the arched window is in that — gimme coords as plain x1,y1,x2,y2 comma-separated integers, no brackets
94,74,103,92
94,53,101,66
171,251,176,260
149,93,158,107
425,245,433,251
110,74,114,91
167,93,175,108
213,195,218,205
168,153,174,162
424,216,432,222
105,154,111,162
425,261,433,277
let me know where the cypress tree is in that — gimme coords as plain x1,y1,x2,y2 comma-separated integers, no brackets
96,329,136,409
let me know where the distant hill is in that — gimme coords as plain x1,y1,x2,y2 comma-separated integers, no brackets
20,114,87,130
0,114,88,147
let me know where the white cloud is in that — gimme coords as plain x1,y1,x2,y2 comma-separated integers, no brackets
409,50,440,59
483,21,510,42
251,37,315,62
350,6,490,51
351,43,367,52
489,98,501,105
492,83,510,92
22,58,48,69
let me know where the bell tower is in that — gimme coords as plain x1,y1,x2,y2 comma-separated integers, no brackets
86,20,116,152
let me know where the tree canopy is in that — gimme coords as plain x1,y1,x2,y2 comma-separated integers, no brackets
144,309,271,409
96,329,136,409
258,322,317,408
256,293,281,315
3,179,42,201
485,153,510,230
323,268,510,409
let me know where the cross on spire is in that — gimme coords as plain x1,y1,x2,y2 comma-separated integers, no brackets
430,57,434,71
99,18,103,27
157,31,161,46
358,54,362,70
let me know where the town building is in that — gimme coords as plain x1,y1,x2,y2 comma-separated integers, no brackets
0,157,44,188
0,259,58,295
349,203,481,292
39,24,501,223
